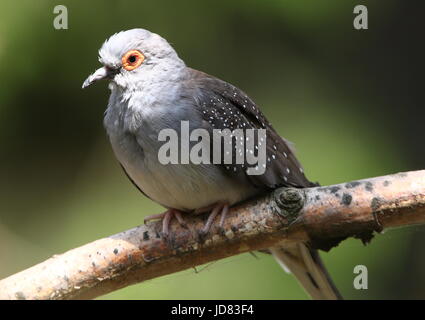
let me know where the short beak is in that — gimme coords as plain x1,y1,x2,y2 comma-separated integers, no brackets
82,67,114,89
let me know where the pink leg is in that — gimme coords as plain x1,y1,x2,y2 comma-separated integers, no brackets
144,209,187,237
162,210,173,236
174,210,187,228
200,204,223,235
218,204,229,228
200,202,229,235
144,212,167,224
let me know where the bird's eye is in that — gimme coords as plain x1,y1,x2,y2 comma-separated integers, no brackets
122,50,144,71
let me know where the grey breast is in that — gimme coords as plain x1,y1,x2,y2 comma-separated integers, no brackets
103,85,257,212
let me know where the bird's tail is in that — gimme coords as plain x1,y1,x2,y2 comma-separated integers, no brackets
270,243,342,300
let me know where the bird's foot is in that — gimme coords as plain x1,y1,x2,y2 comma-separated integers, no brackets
198,202,229,238
144,209,187,239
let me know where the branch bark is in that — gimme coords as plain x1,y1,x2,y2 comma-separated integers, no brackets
1,170,424,300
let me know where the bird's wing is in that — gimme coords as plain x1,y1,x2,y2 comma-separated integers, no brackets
187,68,315,189
188,68,341,299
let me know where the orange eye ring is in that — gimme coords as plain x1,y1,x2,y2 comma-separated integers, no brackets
122,50,145,71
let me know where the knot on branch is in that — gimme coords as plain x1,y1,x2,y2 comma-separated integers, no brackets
273,188,304,222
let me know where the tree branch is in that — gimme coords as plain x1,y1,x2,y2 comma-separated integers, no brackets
1,170,424,300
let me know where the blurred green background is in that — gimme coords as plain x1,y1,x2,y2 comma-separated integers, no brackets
0,0,424,299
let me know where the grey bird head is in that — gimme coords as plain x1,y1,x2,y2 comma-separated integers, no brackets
82,28,186,91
